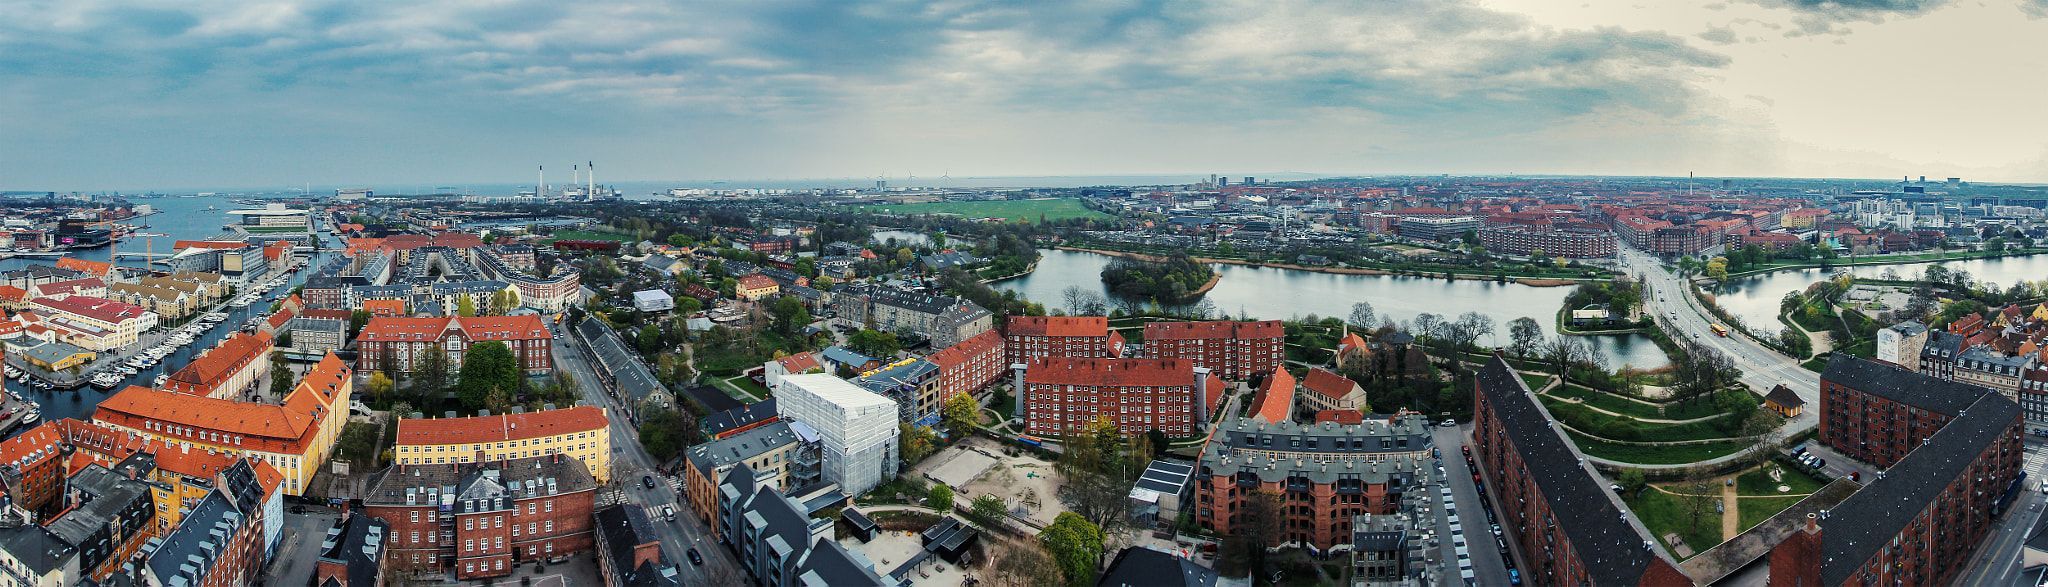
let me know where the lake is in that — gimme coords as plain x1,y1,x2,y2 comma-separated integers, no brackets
1711,253,2048,336
995,249,1672,369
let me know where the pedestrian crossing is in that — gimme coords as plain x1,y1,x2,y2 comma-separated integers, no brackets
2024,444,2048,482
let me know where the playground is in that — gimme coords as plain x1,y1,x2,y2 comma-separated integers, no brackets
913,437,1070,528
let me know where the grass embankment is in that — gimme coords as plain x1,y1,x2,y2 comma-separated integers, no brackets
1738,497,1805,532
1564,430,1749,464
1519,372,1554,390
1623,487,1722,560
1547,385,1743,421
852,198,1110,223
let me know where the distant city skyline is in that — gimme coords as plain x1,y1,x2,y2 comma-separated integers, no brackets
3,0,2044,191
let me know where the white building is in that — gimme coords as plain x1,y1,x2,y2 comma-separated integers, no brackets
773,374,898,497
632,289,674,312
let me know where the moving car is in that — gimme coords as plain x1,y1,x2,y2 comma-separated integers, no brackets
663,505,676,522
644,476,657,489
687,548,703,566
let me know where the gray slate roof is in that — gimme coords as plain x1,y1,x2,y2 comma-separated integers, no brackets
1822,354,1989,416
1815,391,2021,587
1474,356,1671,586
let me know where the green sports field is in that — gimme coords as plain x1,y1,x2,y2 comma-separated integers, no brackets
850,198,1109,223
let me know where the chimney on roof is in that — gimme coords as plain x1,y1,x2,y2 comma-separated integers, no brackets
1804,512,1819,534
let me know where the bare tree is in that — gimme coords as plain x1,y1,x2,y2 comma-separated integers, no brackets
1412,313,1446,342
1677,465,1721,536
1348,302,1377,330
984,537,1065,587
1507,317,1544,358
1062,285,1090,316
1455,311,1495,349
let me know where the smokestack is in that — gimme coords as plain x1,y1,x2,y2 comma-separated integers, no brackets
539,165,545,196
589,161,595,196
1804,512,1818,534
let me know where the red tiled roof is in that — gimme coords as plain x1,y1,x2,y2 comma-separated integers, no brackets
1203,373,1226,414
56,257,112,275
1006,316,1108,338
1302,367,1358,400
928,330,1002,369
1338,332,1369,355
302,309,353,321
292,352,352,407
1251,369,1295,423
773,351,822,374
168,331,274,394
382,234,433,250
394,405,608,446
93,386,318,452
737,274,777,290
32,295,149,324
362,299,405,316
148,438,239,480
0,285,26,302
356,315,549,342
1024,357,1194,387
36,278,106,296
265,308,296,330
433,232,484,249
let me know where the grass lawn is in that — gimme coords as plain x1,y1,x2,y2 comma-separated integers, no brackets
726,376,771,399
711,378,762,403
1801,357,1827,372
1737,466,1826,496
547,230,636,242
1623,487,1723,559
1549,385,1665,419
1737,496,1806,533
1542,399,1736,443
1564,430,1750,465
850,198,1109,223
1519,372,1555,390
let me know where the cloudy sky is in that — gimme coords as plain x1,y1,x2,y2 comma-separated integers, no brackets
3,0,2045,191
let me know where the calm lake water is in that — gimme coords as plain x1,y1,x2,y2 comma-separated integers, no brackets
1711,253,2048,336
996,249,1673,369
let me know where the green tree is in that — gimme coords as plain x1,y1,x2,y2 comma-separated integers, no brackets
847,329,901,358
638,324,661,355
489,289,522,315
899,423,938,465
667,234,694,248
349,309,372,340
457,296,477,317
269,351,296,398
639,409,683,461
457,341,520,410
928,485,954,512
1039,512,1105,586
366,371,396,405
896,247,914,265
414,345,452,400
942,393,981,433
969,494,1007,529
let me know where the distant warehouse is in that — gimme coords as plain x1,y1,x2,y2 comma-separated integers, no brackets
1479,225,1618,258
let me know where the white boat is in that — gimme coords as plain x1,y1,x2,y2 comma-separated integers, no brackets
20,411,38,425
154,374,170,386
118,367,138,376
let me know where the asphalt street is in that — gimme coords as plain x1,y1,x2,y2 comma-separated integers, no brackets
1434,425,1510,587
550,323,744,585
1620,247,1820,435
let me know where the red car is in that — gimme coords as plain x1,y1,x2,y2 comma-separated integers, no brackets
1461,446,1471,456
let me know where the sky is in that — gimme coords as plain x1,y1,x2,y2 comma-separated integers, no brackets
3,0,2045,191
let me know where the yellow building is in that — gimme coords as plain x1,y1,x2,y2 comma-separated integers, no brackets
391,405,611,483
735,274,780,302
91,352,352,496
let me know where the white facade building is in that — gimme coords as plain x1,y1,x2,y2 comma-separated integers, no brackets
773,374,898,497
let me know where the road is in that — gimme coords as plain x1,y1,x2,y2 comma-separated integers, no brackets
1435,425,1511,587
550,323,743,585
1620,247,1819,436
1957,439,2048,587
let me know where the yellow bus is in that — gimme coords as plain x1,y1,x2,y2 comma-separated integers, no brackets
1710,324,1729,337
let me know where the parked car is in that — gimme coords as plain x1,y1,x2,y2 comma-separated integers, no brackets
687,548,703,566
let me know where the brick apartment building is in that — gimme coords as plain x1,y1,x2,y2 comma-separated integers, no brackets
1818,355,2000,468
355,315,554,375
1477,225,1617,258
925,329,1005,401
1767,386,2022,587
1191,416,1432,550
164,330,274,399
366,454,598,579
1471,356,1692,586
1143,320,1283,380
1004,315,1123,364
1019,357,1215,437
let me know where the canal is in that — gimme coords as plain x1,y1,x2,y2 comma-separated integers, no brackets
2,195,327,425
995,248,1674,369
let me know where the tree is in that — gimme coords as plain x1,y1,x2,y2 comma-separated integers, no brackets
277,331,293,348
1742,408,1789,471
457,341,520,410
366,371,396,404
1062,285,1091,316
1676,466,1720,535
457,296,477,317
1706,257,1729,281
269,351,296,398
637,324,661,355
638,409,686,461
1453,311,1495,350
770,296,810,336
942,393,981,433
969,494,1008,529
1348,301,1377,330
1618,468,1647,494
1508,317,1543,358
847,329,901,358
928,485,954,512
896,247,914,265
985,538,1064,587
414,346,452,400
349,309,373,340
489,289,522,315
899,423,938,465
1040,513,1105,586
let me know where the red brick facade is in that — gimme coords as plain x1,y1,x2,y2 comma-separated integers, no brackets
1022,357,1202,436
1143,320,1283,380
1004,315,1112,365
927,329,1004,401
1192,417,1433,550
367,457,598,578
355,315,553,375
